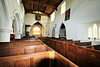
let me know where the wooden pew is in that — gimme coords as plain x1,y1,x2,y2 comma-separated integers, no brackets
0,45,48,57
86,45,100,50
39,38,100,67
75,45,87,67
86,47,100,67
74,42,91,46
56,40,80,57
55,52,78,67
0,41,43,48
0,51,78,67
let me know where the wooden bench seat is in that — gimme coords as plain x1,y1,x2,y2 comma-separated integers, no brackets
86,48,100,67
39,38,100,67
86,45,100,50
0,51,78,67
0,41,43,48
74,42,91,46
0,45,49,57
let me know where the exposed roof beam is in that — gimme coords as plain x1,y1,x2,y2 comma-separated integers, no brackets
31,3,33,11
23,1,55,9
26,11,49,16
44,0,53,14
49,0,63,16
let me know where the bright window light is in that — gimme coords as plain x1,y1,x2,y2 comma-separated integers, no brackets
33,27,40,35
93,24,97,38
61,2,66,14
99,26,100,38
88,27,92,38
51,12,55,22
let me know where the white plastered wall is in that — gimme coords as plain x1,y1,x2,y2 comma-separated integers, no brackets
24,13,49,37
0,0,25,42
47,0,100,45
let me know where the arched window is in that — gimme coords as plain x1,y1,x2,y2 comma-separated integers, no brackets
88,27,92,38
33,27,40,35
93,24,97,38
51,12,55,22
17,0,20,6
99,26,100,38
61,2,66,14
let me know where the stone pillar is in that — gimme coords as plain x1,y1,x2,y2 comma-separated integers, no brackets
0,29,11,42
25,25,31,37
15,34,21,39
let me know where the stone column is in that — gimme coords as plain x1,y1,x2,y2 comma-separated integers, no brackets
0,29,11,42
15,34,21,39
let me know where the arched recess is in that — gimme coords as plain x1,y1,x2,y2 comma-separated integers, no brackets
30,22,45,37
59,23,66,39
52,27,55,37
11,11,21,39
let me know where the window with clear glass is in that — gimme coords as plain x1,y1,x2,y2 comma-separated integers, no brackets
17,0,20,6
11,28,14,34
33,27,40,35
61,2,66,14
93,24,97,38
88,27,92,38
99,26,100,38
51,12,55,22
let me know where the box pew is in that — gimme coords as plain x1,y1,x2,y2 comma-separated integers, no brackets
85,47,100,67
51,39,59,49
0,51,78,67
55,40,80,57
66,43,100,67
75,46,87,67
74,42,91,46
0,45,48,57
66,43,77,63
39,38,100,67
0,41,43,48
64,42,88,63
55,52,78,67
86,45,100,50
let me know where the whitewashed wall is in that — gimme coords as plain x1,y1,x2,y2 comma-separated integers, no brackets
47,0,100,44
24,13,49,37
0,0,25,42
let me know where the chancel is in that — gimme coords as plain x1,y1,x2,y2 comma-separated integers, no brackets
0,0,100,67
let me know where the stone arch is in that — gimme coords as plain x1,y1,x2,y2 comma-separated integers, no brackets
52,27,55,37
12,11,22,39
30,22,46,37
58,23,67,38
12,13,21,33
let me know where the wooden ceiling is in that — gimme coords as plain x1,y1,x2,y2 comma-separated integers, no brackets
22,0,63,16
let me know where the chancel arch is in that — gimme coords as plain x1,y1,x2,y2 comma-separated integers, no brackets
30,22,45,37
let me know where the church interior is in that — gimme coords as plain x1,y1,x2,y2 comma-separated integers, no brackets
0,0,100,67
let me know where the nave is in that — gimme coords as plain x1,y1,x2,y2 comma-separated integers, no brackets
0,37,100,67
0,0,100,67
0,37,78,67
39,37,100,67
